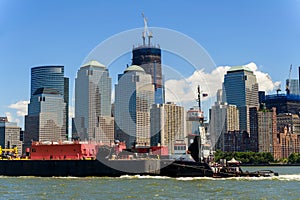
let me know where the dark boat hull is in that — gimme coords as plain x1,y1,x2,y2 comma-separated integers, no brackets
1,159,277,178
0,159,212,177
159,160,213,177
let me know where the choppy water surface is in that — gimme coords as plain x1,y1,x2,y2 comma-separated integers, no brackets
0,166,299,200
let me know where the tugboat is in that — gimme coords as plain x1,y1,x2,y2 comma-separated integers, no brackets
210,157,279,178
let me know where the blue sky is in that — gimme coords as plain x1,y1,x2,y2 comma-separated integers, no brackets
1,0,300,128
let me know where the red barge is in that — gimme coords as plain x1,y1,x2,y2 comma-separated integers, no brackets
0,141,213,177
0,140,278,178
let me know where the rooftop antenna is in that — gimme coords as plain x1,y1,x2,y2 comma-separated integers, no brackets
142,13,152,46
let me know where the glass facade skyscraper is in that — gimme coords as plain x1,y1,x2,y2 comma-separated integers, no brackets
24,66,69,148
287,79,300,95
74,60,113,143
223,66,259,133
30,66,66,97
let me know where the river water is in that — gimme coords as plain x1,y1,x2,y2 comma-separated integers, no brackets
0,166,299,200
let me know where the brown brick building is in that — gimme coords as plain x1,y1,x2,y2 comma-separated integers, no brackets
273,127,300,160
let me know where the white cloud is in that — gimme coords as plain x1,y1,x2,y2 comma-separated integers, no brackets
165,66,230,107
244,62,281,92
5,112,13,122
165,62,279,109
5,112,20,124
8,100,29,116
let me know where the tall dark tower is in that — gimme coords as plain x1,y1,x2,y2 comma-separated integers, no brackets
132,14,164,104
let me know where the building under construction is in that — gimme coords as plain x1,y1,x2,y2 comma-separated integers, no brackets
132,14,164,104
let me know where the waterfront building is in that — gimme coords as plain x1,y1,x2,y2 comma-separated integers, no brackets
249,107,277,153
209,89,239,151
223,130,250,152
115,65,154,147
249,107,259,152
265,94,300,115
151,102,185,155
273,127,300,160
73,60,113,143
277,113,300,135
0,117,23,155
25,66,69,148
132,15,164,104
223,66,259,133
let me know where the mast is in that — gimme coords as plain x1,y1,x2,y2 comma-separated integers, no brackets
197,85,203,162
197,85,204,124
198,85,201,112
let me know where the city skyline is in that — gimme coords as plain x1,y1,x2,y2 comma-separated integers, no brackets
1,1,300,128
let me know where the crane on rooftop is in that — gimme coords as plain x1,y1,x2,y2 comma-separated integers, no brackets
286,64,292,95
142,13,153,46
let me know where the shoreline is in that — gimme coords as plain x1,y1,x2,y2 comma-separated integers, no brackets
241,163,300,167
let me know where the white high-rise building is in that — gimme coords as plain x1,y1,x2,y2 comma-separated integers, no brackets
209,89,239,150
115,65,154,147
74,60,113,143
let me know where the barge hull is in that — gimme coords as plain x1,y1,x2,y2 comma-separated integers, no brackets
0,160,161,177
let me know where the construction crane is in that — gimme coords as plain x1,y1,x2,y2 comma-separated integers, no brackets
141,13,153,46
286,64,292,95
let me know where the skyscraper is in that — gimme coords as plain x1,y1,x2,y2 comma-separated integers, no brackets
25,88,66,143
257,108,276,153
115,65,154,147
249,107,277,153
132,15,164,104
74,60,113,143
25,66,69,148
209,89,239,151
151,102,184,154
223,66,259,133
286,79,300,95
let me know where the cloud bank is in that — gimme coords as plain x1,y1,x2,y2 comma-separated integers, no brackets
8,101,29,117
165,62,280,109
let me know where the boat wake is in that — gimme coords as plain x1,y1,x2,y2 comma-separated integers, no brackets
275,174,300,181
119,174,300,181
120,175,171,180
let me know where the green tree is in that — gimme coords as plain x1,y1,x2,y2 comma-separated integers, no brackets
214,151,274,164
288,153,300,164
